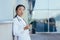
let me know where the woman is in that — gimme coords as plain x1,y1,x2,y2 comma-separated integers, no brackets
13,4,31,40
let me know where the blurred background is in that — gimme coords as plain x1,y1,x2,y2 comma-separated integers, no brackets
0,0,60,40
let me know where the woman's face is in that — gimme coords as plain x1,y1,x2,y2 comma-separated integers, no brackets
16,6,25,17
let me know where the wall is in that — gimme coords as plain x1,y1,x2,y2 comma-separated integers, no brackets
0,22,13,40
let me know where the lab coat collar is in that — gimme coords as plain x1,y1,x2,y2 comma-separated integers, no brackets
17,15,22,20
16,15,23,22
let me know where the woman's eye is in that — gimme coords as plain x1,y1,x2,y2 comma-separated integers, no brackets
19,9,21,10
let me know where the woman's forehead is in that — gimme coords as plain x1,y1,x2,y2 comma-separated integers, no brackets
18,7,25,10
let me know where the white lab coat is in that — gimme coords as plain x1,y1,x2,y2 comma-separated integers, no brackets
13,15,31,40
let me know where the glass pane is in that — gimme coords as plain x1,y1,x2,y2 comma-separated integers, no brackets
31,10,49,32
49,0,60,9
32,10,48,19
49,10,60,32
34,0,48,10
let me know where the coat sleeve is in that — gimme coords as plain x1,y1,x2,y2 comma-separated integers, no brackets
13,19,25,36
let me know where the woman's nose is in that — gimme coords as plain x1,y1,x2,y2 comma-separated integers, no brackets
21,10,24,12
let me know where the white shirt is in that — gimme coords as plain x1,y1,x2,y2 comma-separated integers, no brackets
13,15,31,40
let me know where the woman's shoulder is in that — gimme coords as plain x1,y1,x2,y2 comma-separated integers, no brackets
13,17,17,21
13,17,18,24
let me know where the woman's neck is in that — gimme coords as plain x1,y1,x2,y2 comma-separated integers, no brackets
17,15,22,17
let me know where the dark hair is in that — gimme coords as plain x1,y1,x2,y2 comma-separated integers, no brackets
16,4,25,11
14,4,25,17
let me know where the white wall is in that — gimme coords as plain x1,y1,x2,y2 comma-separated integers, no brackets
0,0,16,40
0,23,13,40
0,0,16,21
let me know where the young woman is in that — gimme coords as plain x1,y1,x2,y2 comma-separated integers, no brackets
13,4,31,40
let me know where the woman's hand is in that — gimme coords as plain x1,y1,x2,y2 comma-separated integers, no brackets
24,24,31,30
